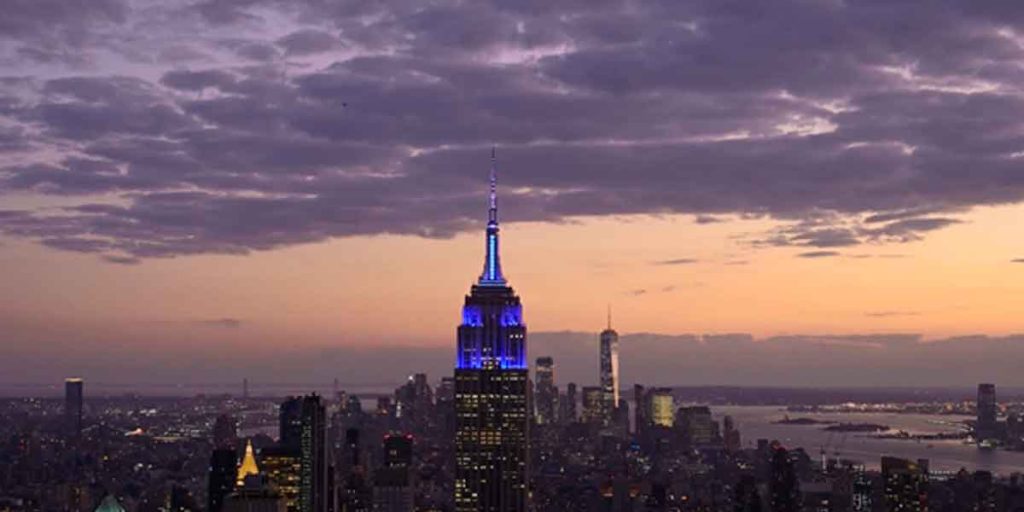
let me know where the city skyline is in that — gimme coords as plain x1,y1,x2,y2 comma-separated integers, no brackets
3,1,1024,388
9,2,1024,511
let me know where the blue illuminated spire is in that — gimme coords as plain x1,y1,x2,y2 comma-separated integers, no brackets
479,147,506,285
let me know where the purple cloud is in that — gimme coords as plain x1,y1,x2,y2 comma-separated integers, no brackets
797,250,841,259
1,1,1023,261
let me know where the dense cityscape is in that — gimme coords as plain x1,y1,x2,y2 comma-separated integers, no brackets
4,367,1024,511
3,158,1024,512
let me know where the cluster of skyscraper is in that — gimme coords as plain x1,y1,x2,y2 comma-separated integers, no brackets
207,395,330,512
50,155,1024,512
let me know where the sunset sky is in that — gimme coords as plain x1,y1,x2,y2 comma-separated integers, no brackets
2,1,1024,388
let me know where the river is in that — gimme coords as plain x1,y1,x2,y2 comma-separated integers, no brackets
713,405,1024,474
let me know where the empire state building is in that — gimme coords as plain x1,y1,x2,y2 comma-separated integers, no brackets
454,151,529,512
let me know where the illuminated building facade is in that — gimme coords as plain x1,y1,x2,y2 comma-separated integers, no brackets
534,357,557,425
581,386,604,425
238,440,260,486
274,395,327,512
262,446,301,510
454,151,529,512
649,388,674,428
882,456,928,512
224,475,288,512
599,312,619,427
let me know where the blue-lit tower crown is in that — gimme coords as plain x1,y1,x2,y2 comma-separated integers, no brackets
456,150,526,370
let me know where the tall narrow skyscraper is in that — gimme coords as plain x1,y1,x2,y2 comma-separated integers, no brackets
534,357,557,425
278,395,328,512
454,151,529,512
977,383,997,444
599,310,619,427
64,377,83,439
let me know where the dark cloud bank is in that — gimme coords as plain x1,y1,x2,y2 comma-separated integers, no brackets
2,1,1024,261
5,331,1024,393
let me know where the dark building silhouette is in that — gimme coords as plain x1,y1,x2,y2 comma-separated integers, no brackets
977,383,998,444
280,398,304,452
225,474,287,512
454,152,529,512
373,434,414,512
769,444,800,512
209,448,240,512
723,415,741,453
634,384,647,439
339,428,370,512
383,434,412,468
64,378,83,439
882,456,928,512
214,415,239,450
169,484,199,512
563,382,578,424
735,474,764,512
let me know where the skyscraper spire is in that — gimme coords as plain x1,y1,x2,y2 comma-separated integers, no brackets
456,148,528,512
607,304,612,331
479,148,505,285
489,145,497,222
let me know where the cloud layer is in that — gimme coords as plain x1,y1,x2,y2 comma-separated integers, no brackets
6,330,1024,390
3,1,1024,261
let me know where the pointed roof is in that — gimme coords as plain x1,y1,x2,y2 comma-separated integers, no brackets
94,495,126,512
236,439,259,486
602,304,618,336
478,148,506,286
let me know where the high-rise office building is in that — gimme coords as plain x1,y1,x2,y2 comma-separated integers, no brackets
65,377,83,439
339,428,370,512
261,446,301,510
976,383,997,443
454,151,529,512
723,415,741,453
581,386,604,425
278,395,328,512
851,464,873,512
882,456,928,512
563,383,578,424
373,434,414,512
648,388,674,428
372,468,413,512
208,447,239,512
383,434,413,468
395,373,433,430
599,311,619,427
213,415,239,450
534,357,557,425
677,406,716,447
769,444,801,512
633,384,647,437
